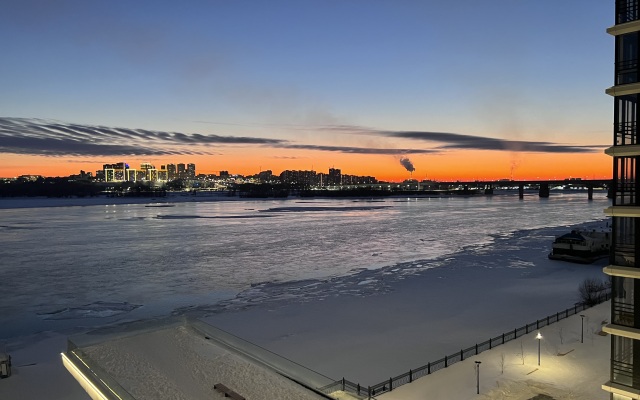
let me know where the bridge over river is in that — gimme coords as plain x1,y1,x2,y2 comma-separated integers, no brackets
433,179,612,199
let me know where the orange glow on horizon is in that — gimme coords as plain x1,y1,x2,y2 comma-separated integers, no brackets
1,150,612,182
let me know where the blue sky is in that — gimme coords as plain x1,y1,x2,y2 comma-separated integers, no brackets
0,1,615,179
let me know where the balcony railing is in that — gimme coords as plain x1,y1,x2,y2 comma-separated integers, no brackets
613,300,636,327
613,359,635,386
616,122,638,146
613,243,636,267
617,0,640,24
617,58,640,85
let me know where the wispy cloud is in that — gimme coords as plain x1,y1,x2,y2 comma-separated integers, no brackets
0,117,284,157
381,130,604,153
0,117,607,158
320,125,607,154
279,144,434,155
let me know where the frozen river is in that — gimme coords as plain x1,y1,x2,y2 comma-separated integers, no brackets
0,191,611,341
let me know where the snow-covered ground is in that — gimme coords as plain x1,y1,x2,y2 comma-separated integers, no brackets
0,301,610,399
80,324,328,400
380,301,610,400
0,332,90,399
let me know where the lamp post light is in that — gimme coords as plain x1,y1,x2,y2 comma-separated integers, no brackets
536,332,543,366
475,361,481,394
580,314,586,344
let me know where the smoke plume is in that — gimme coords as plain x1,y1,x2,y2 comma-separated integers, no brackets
399,157,415,172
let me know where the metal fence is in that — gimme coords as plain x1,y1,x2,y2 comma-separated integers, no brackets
318,292,610,399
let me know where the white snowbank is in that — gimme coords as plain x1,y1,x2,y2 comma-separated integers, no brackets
80,324,326,400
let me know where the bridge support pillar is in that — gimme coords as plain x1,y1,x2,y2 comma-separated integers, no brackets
518,184,524,199
539,183,550,198
588,185,593,200
484,184,493,195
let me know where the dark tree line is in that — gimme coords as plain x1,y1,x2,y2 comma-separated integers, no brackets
0,178,169,198
0,178,103,198
236,183,290,198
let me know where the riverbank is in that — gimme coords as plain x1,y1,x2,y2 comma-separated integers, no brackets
0,188,608,209
200,220,608,384
0,254,609,399
0,192,241,209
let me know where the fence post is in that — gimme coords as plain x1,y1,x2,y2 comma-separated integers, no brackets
428,362,431,374
389,378,393,392
445,355,448,367
368,386,371,399
502,333,505,344
514,328,517,339
342,378,345,392
460,349,464,361
526,324,529,334
475,343,478,355
575,304,578,313
537,319,539,329
566,309,569,318
409,369,412,383
547,315,550,324
489,338,492,349
357,383,360,395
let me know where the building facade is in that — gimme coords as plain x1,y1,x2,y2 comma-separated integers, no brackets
167,164,177,180
603,2,640,399
187,163,196,179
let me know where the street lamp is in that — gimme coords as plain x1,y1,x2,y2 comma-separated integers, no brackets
475,361,481,394
536,332,543,366
580,314,586,344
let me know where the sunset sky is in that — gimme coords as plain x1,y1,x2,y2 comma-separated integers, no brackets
0,1,613,182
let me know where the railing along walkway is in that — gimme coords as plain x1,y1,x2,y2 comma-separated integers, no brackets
318,293,611,399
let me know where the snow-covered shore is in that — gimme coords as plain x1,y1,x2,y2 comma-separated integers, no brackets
0,302,610,400
200,221,608,385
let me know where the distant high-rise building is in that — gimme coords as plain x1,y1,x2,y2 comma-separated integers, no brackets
328,168,341,186
258,170,273,182
279,170,316,187
140,162,156,181
103,162,128,182
158,165,168,182
177,163,186,179
603,2,640,399
187,163,196,179
167,164,177,180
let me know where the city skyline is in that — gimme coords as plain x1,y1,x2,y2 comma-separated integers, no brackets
0,1,612,181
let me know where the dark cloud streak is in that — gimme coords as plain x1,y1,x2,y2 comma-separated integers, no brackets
281,144,434,155
322,126,606,154
0,117,285,157
0,117,607,159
